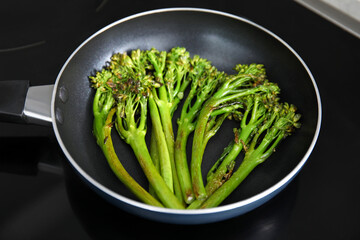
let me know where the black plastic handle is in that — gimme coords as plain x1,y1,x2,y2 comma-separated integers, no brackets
0,80,29,123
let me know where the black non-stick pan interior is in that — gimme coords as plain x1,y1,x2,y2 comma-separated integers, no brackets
54,9,319,206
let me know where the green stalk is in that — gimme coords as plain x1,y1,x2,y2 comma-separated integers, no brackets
206,141,235,183
198,131,285,209
125,129,185,209
148,50,184,203
190,98,236,200
94,107,163,207
198,103,299,208
206,96,265,188
149,129,160,173
190,83,278,200
156,98,183,202
149,129,160,199
187,132,243,209
148,95,173,192
175,89,213,203
175,60,225,203
198,152,260,209
174,122,194,203
115,94,184,209
188,95,271,208
190,101,215,200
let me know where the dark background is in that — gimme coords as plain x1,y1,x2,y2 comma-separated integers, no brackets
1,0,359,239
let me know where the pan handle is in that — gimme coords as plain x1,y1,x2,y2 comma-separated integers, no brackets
0,80,53,126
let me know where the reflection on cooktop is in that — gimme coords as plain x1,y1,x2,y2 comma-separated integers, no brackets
295,0,360,38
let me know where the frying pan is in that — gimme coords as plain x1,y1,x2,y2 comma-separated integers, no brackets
0,8,321,224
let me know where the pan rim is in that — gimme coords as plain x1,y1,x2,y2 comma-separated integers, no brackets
51,7,322,216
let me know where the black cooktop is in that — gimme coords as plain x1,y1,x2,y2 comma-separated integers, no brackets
1,1,359,239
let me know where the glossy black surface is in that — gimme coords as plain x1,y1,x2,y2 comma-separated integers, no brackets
1,0,359,239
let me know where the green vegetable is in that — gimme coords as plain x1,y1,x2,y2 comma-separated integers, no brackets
93,50,184,209
197,102,301,209
206,93,277,189
190,64,280,200
90,47,301,209
147,47,191,203
174,55,225,203
90,70,163,208
187,92,278,209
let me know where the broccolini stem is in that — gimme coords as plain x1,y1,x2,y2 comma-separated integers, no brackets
175,63,224,203
148,49,184,203
191,101,215,200
198,103,300,208
150,129,161,173
205,113,260,191
174,96,197,204
206,141,234,183
198,131,286,209
148,96,174,193
199,154,258,209
174,124,195,204
149,129,160,199
190,100,236,200
98,108,163,208
190,81,278,200
205,144,240,194
187,137,240,209
125,128,185,209
174,91,209,204
156,99,184,203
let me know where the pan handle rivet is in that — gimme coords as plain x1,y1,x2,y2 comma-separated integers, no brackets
55,107,64,124
58,86,69,103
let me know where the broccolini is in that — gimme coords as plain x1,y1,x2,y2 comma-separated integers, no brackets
190,64,280,200
197,101,301,209
90,47,301,209
90,68,163,208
